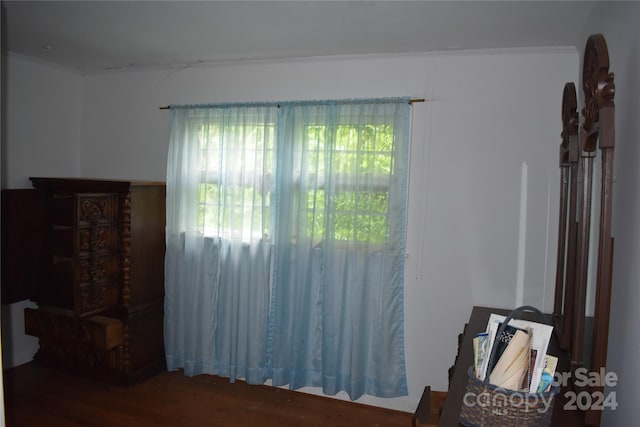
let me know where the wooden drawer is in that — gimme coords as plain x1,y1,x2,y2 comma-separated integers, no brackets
76,280,120,316
50,255,119,285
48,255,120,316
25,306,124,350
51,224,119,258
76,254,119,283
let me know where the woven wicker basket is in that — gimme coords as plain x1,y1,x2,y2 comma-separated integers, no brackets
459,306,560,427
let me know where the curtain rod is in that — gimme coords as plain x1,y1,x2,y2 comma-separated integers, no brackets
159,98,425,110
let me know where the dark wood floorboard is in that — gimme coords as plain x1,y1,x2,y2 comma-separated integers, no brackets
3,363,414,427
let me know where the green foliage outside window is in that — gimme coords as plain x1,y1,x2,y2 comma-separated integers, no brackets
306,124,394,244
198,122,395,244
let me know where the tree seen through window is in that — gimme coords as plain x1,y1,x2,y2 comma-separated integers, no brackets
198,121,396,245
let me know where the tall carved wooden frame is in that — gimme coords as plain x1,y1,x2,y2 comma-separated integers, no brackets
554,33,615,427
554,82,580,351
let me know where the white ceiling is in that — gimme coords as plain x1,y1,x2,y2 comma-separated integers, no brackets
3,1,597,74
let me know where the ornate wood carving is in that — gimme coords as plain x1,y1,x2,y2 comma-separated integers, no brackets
26,178,166,385
36,338,120,373
555,33,615,427
582,34,615,140
64,195,120,316
79,197,109,223
120,192,133,375
120,192,132,308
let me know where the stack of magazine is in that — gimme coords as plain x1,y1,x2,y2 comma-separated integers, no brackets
473,313,557,393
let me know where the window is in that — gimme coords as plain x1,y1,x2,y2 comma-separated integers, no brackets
304,123,395,245
195,117,399,246
197,120,275,242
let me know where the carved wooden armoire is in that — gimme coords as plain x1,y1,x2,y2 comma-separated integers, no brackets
22,177,166,384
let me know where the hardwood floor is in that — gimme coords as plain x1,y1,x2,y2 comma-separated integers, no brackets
3,363,415,426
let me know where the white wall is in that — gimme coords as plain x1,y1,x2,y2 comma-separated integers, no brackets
578,2,640,425
77,49,578,411
3,55,82,187
1,55,83,368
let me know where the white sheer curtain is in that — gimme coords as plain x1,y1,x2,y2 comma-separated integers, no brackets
164,105,276,383
165,99,410,399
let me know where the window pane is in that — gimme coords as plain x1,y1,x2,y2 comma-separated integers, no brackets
329,191,389,243
303,122,395,245
307,189,325,241
337,125,359,151
359,191,388,214
198,121,274,241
